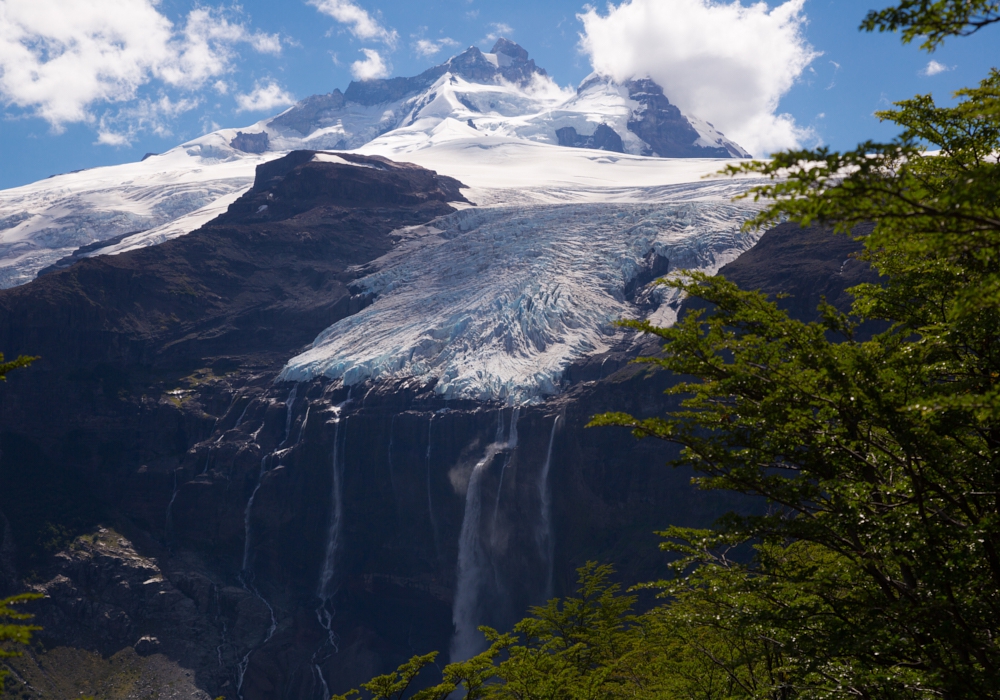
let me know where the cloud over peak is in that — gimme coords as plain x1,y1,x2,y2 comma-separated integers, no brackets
351,48,390,81
236,81,295,113
578,0,819,156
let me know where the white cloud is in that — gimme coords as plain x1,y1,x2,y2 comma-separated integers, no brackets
922,60,952,76
94,95,201,146
578,0,819,157
235,81,295,112
96,130,131,147
0,0,281,130
413,37,459,58
351,48,390,81
484,22,514,43
308,0,398,46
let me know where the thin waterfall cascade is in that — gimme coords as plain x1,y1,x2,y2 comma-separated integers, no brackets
234,399,252,429
316,416,344,602
236,386,300,698
451,406,521,663
165,469,179,545
537,416,560,601
296,406,311,447
313,401,350,693
491,407,520,540
280,386,298,447
241,456,267,574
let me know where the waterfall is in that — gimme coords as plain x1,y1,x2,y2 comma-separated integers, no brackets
316,418,344,602
236,454,278,698
451,406,520,662
280,385,298,446
491,407,520,539
236,386,299,698
297,406,310,446
537,416,560,600
165,469,179,546
313,403,349,696
234,399,251,428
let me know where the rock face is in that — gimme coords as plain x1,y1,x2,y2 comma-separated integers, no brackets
0,148,873,699
230,132,271,154
269,93,347,136
624,79,747,158
555,124,625,153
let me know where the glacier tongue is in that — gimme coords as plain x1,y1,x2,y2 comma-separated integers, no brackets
279,194,762,404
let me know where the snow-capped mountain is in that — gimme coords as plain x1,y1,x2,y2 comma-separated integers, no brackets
0,39,751,289
259,38,749,160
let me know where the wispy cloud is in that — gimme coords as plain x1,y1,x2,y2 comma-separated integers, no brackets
483,22,513,43
95,95,202,147
413,37,459,58
308,0,398,46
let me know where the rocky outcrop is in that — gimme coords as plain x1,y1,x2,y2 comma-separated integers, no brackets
625,79,748,158
230,132,270,154
269,92,347,137
555,124,625,153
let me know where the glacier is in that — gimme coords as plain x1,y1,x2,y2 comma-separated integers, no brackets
278,190,762,404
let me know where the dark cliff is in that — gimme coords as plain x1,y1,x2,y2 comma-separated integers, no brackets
0,149,873,698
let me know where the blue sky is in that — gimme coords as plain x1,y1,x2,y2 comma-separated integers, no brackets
0,0,995,190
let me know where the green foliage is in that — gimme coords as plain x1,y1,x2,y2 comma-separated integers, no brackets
0,353,35,382
0,593,42,691
329,563,784,700
587,1,1000,695
860,0,1000,50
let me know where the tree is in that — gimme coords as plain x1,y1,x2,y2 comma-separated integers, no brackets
590,1,1000,697
0,353,34,382
0,594,41,691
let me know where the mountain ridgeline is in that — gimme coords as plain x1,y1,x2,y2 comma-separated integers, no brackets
263,39,748,159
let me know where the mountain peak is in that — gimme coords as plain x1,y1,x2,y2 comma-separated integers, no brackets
491,38,529,62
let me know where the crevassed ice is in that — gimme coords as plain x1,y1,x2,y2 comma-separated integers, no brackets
279,196,762,404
